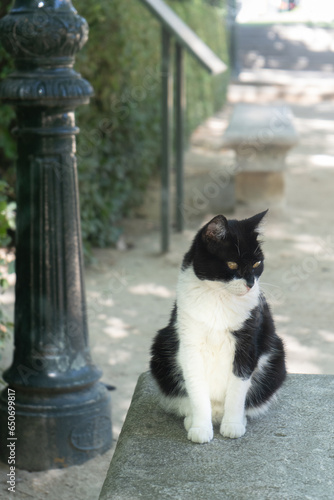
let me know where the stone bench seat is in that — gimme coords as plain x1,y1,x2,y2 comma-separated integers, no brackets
222,104,299,205
99,372,334,500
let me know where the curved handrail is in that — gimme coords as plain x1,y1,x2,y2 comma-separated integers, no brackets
140,0,227,75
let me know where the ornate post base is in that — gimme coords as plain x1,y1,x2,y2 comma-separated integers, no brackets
0,0,112,470
0,384,111,470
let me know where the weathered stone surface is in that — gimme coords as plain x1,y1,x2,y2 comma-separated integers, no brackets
236,171,285,205
184,149,235,215
222,104,299,161
100,372,334,500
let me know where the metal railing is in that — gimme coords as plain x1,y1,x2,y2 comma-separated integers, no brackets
140,0,227,252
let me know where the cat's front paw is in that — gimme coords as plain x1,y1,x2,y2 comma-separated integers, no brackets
220,421,246,439
187,425,213,444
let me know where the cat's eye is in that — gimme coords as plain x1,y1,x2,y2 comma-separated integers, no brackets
227,261,238,270
253,261,262,269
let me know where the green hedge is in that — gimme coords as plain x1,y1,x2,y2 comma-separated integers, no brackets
75,0,229,251
0,0,229,254
0,0,16,187
167,0,229,133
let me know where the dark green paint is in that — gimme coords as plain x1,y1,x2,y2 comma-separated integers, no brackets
0,0,112,471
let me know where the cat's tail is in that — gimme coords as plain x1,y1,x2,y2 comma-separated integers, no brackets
156,392,191,418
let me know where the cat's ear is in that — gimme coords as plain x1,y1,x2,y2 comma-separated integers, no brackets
203,215,228,242
247,209,268,235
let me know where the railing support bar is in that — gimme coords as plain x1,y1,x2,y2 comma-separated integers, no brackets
161,27,172,252
175,43,185,233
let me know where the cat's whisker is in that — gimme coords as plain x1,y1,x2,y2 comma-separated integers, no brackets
260,282,280,288
261,290,278,300
259,287,283,304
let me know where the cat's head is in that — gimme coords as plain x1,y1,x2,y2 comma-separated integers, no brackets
183,211,268,296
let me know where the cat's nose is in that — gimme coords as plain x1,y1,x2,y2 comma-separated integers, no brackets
246,277,255,288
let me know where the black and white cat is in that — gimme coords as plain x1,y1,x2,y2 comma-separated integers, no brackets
150,211,286,444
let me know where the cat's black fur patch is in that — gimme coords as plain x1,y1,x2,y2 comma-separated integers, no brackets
232,299,286,409
150,304,187,397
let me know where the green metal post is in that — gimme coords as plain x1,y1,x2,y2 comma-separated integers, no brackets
161,26,172,253
227,0,240,80
0,0,112,471
175,43,185,233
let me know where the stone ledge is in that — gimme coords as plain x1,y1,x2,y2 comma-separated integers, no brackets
99,372,334,500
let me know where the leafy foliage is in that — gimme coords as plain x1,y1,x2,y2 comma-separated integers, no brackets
0,0,16,186
75,0,229,251
0,181,15,357
0,0,16,356
168,0,229,133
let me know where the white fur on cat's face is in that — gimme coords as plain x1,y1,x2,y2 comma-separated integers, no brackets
177,267,260,341
222,277,259,297
204,274,260,298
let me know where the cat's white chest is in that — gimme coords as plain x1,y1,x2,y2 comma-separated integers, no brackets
176,267,259,408
200,333,236,402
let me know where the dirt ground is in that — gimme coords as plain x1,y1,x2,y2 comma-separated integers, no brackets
1,85,334,498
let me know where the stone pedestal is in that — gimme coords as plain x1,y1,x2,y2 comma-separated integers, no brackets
222,104,299,206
